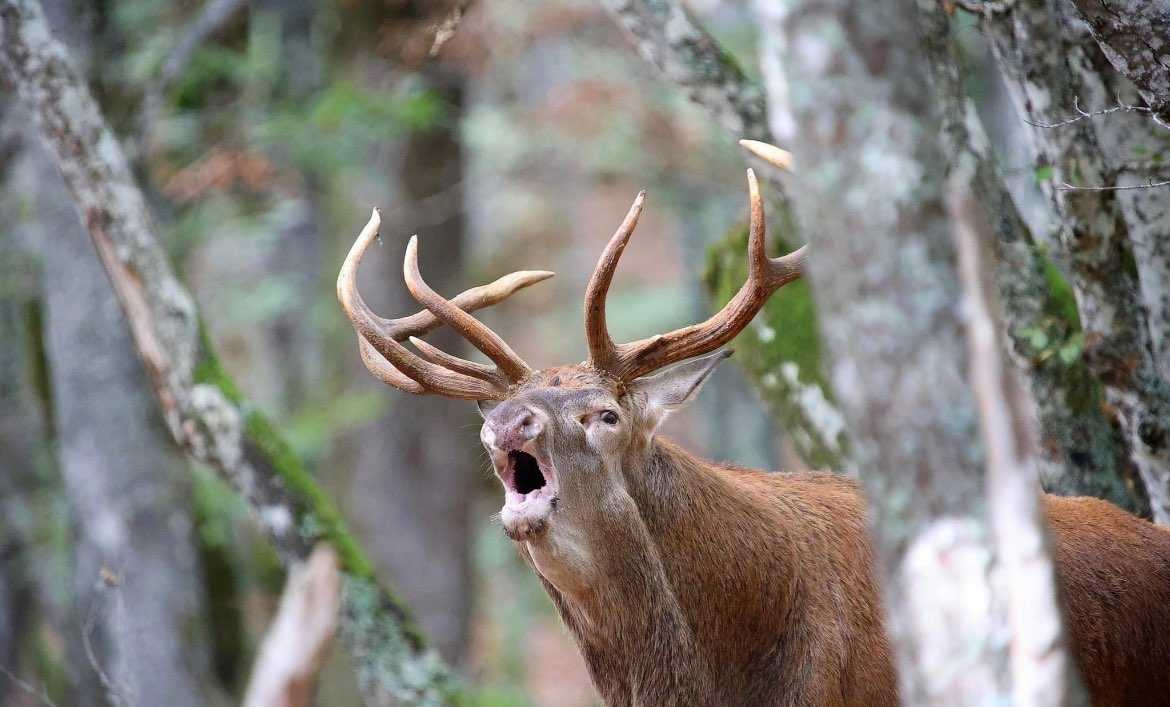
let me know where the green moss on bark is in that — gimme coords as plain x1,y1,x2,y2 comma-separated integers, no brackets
704,225,846,469
190,317,462,702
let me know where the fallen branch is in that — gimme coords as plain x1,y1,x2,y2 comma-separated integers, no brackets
0,1,456,703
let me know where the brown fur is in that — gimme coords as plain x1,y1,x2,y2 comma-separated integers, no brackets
492,369,1170,706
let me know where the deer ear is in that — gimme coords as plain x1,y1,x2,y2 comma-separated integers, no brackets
631,350,732,420
477,399,502,418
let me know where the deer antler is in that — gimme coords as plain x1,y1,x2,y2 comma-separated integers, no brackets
338,209,551,400
585,169,807,382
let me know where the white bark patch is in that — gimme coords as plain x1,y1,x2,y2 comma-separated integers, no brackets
900,517,1006,705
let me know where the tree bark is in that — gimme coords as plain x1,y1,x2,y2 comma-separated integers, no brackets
754,0,1078,702
921,7,1085,702
925,4,1143,513
1066,0,1170,120
31,143,211,707
982,0,1170,524
0,1,455,703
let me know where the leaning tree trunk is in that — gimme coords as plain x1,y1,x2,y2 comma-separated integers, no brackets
753,0,1080,703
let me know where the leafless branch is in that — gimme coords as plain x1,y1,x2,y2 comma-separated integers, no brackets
157,0,247,93
1023,95,1170,130
82,593,129,707
1058,178,1170,191
141,0,247,147
244,545,342,707
949,182,1081,706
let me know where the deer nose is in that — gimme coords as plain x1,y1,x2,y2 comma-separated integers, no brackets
485,402,544,451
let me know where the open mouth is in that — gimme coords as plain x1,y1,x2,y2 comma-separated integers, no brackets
498,449,558,541
510,450,546,494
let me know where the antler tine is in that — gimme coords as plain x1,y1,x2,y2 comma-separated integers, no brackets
338,209,551,399
403,237,534,383
739,139,794,172
606,169,807,381
585,191,646,371
409,336,508,388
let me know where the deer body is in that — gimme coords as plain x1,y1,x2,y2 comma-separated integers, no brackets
337,149,1170,706
521,437,894,706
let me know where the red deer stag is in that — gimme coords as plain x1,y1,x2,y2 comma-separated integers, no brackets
337,149,1170,706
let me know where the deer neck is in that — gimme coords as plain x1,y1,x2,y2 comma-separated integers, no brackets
518,437,802,700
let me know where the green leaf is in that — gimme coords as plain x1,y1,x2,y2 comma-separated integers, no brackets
1034,165,1055,183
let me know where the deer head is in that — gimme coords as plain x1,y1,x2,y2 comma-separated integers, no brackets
337,163,805,546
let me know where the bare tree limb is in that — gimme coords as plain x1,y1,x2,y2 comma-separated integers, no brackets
244,545,342,707
0,666,59,707
1057,178,1170,191
157,0,247,93
0,1,455,703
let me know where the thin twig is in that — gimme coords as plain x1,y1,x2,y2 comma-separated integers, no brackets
0,666,59,707
82,597,128,707
1058,178,1170,191
1024,95,1170,131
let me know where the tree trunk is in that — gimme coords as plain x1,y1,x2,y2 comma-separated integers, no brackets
25,138,213,706
754,0,1079,702
982,0,1170,524
0,166,52,707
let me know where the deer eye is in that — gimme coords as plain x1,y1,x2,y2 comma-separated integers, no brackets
600,410,620,425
